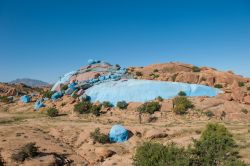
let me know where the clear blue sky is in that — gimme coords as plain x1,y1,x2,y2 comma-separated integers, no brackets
0,0,249,83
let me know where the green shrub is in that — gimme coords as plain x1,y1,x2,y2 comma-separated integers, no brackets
42,90,54,98
241,109,248,114
90,128,109,144
133,142,189,166
61,84,68,91
0,96,10,103
153,69,159,73
238,82,245,87
172,96,193,114
190,123,241,166
11,143,39,162
178,91,187,96
204,110,215,118
137,102,161,114
214,84,223,89
155,96,163,102
117,101,128,110
247,87,250,91
90,104,101,116
192,66,201,72
74,101,92,114
102,101,112,108
47,108,59,117
135,71,143,76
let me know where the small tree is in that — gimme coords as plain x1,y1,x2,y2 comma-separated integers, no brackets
90,128,109,144
117,101,128,110
192,66,201,72
102,101,112,108
74,101,92,114
137,102,161,114
172,96,193,115
178,91,187,96
153,69,159,73
214,84,223,89
238,82,245,87
47,108,59,117
155,96,163,102
135,71,143,77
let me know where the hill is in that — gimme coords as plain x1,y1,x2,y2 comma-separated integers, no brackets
9,78,50,87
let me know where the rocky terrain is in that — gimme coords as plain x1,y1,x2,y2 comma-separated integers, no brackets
9,78,50,88
0,62,250,166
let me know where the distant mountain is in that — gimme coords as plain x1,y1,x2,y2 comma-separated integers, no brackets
9,78,50,87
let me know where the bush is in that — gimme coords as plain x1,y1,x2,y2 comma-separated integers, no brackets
192,66,201,72
42,90,54,98
155,96,163,102
135,71,143,77
178,91,187,96
47,108,59,117
172,96,193,114
214,84,223,89
133,142,189,166
238,82,245,87
74,101,92,114
0,96,10,103
90,128,109,144
241,109,248,114
61,84,68,91
11,143,38,162
247,87,250,91
90,104,101,116
117,101,128,110
204,110,215,118
190,123,242,166
153,69,159,73
137,102,161,114
102,101,112,108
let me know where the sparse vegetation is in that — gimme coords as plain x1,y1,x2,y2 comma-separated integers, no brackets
214,84,223,89
137,101,161,114
133,123,246,166
42,90,54,98
90,104,101,116
204,110,215,118
135,71,143,77
247,87,250,91
238,82,245,87
241,109,248,114
74,101,92,114
102,101,112,108
47,108,59,117
150,73,159,78
11,142,39,162
192,66,201,72
178,91,187,96
61,84,68,91
153,69,159,73
0,96,10,103
172,96,193,114
117,101,128,110
90,128,109,144
155,96,163,102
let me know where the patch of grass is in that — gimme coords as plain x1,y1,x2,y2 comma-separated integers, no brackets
90,128,109,144
214,84,223,89
137,101,161,114
172,96,193,115
238,82,245,87
11,142,39,162
47,108,59,117
241,109,248,114
74,101,92,114
178,91,187,96
117,101,128,110
192,66,201,72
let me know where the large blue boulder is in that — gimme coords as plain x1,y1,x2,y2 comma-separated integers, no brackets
20,95,30,103
34,99,45,109
109,125,128,143
51,92,63,101
68,82,77,91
